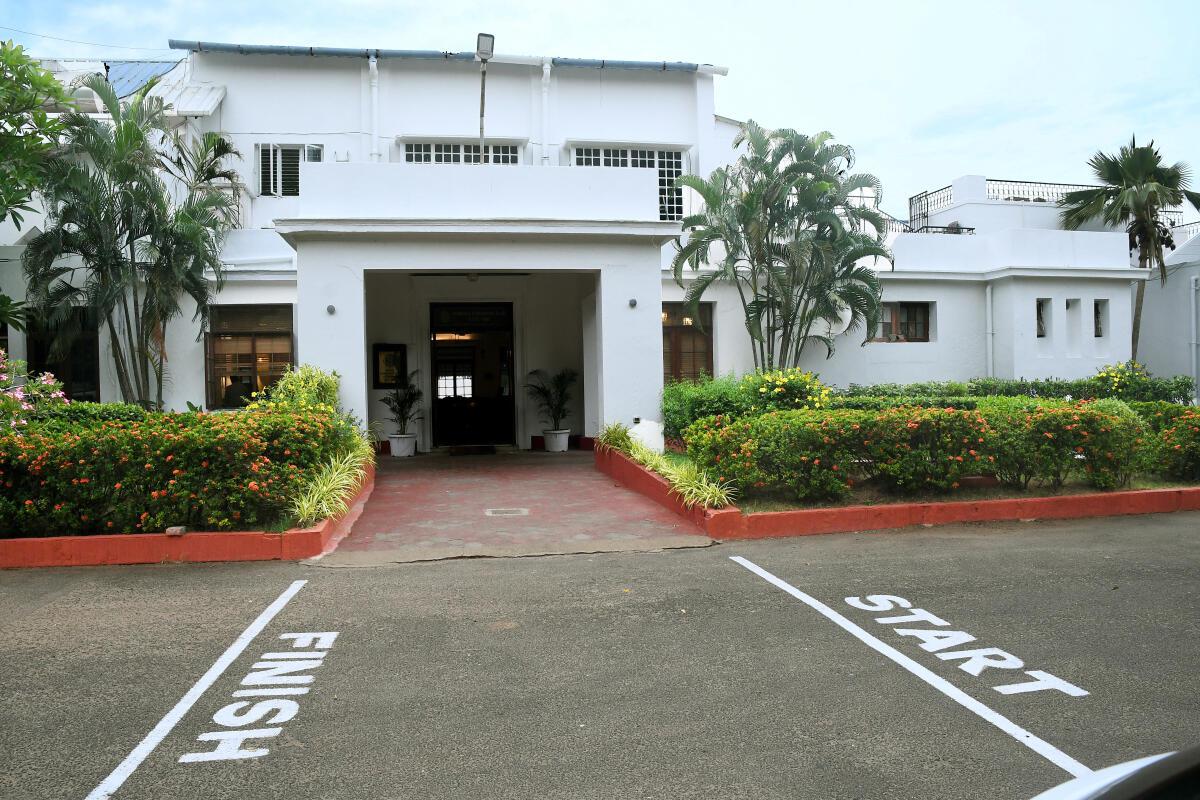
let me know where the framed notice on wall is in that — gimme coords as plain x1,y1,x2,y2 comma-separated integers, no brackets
372,343,407,389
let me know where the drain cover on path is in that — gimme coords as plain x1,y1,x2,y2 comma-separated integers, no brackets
485,508,530,517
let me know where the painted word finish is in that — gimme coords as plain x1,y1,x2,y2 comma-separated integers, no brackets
180,631,338,763
844,595,1087,698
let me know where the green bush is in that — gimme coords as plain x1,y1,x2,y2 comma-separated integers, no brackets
0,409,348,536
25,401,147,426
685,410,867,501
251,364,342,411
827,395,978,411
1161,410,1200,481
865,407,994,494
1128,401,1193,432
662,376,751,440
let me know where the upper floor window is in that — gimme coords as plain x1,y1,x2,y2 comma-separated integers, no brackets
876,302,931,342
404,142,520,165
573,146,685,222
258,144,322,197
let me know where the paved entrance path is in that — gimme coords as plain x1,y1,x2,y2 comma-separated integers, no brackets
319,450,711,565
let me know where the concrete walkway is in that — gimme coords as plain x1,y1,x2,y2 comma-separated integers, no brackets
314,451,711,565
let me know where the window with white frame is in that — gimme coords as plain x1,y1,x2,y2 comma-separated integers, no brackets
405,142,521,165
573,146,685,221
258,144,322,196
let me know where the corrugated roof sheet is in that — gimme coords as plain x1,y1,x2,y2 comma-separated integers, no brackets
106,60,181,97
151,81,226,116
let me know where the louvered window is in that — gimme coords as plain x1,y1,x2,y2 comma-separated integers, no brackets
405,142,521,165
258,144,322,197
573,146,685,221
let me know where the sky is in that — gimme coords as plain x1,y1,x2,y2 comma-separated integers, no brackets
5,0,1198,220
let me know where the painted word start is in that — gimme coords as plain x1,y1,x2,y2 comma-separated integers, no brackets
180,631,338,763
844,595,1087,698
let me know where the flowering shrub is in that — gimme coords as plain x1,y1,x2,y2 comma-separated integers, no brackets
1,348,68,426
661,376,750,439
864,407,994,494
1128,401,1193,432
1161,410,1200,481
741,369,832,413
248,363,342,411
685,410,870,501
0,409,346,536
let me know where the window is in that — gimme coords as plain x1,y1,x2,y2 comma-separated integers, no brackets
258,144,322,196
1036,298,1051,338
26,308,101,401
435,363,473,399
574,146,685,221
206,305,293,408
877,302,931,342
662,302,714,382
405,142,521,165
1093,299,1108,338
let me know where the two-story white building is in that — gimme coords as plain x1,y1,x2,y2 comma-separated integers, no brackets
1,40,1193,453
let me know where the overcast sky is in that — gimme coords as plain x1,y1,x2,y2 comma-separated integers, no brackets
7,0,1198,220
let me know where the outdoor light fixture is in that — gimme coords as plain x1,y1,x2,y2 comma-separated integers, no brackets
628,298,638,308
326,305,336,315
476,33,495,61
476,33,494,163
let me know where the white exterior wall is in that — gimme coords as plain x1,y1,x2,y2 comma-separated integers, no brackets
1139,261,1200,400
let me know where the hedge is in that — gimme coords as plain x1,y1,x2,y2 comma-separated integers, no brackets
1161,410,1200,481
684,402,1159,501
0,409,350,537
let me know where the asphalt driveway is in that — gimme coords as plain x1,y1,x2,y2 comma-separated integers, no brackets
3,511,1198,799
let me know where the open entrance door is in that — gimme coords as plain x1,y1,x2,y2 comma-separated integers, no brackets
429,302,515,447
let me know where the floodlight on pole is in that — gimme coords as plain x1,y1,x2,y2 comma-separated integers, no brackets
476,33,494,164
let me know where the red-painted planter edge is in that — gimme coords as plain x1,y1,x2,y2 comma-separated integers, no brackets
0,463,376,569
593,448,1200,540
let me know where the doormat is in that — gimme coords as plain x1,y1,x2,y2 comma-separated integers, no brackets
447,445,497,456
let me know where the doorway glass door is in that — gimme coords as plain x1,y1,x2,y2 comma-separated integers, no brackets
429,303,515,446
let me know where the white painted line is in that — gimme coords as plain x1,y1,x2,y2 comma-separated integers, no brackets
729,557,1093,779
84,580,308,800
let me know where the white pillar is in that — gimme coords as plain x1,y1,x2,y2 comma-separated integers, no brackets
295,253,368,426
596,260,663,435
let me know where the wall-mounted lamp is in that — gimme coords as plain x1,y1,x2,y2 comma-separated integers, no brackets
326,305,336,315
628,298,637,308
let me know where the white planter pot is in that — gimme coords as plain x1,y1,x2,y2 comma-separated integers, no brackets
543,429,570,453
388,433,418,458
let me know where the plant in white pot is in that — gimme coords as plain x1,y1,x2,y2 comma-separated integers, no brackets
381,370,422,458
525,368,578,453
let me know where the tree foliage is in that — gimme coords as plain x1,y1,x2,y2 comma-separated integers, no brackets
22,74,240,409
671,122,889,370
0,40,70,230
1059,136,1200,359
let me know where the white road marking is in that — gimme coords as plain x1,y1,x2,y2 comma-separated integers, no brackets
84,580,308,800
729,557,1094,779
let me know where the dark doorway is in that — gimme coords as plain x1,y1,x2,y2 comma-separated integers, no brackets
430,302,515,447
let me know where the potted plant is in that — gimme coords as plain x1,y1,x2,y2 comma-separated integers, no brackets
381,369,422,457
525,368,578,453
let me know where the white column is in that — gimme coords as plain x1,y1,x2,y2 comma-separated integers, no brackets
596,259,663,436
295,252,368,426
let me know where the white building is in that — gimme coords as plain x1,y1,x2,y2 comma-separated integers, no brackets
0,40,1188,453
1139,221,1200,400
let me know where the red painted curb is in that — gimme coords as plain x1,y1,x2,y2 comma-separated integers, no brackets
594,448,1200,540
0,463,376,569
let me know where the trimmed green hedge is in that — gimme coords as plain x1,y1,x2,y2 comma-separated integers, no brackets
0,409,352,536
684,402,1161,501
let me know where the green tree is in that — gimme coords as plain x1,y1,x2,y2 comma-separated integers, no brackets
0,40,70,229
22,75,240,409
1060,136,1200,360
672,122,887,370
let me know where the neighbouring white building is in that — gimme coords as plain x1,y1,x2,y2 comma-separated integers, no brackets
1,41,1195,452
1139,221,1200,399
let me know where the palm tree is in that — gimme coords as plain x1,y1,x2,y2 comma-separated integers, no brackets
672,122,887,370
23,75,240,409
1060,136,1200,360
